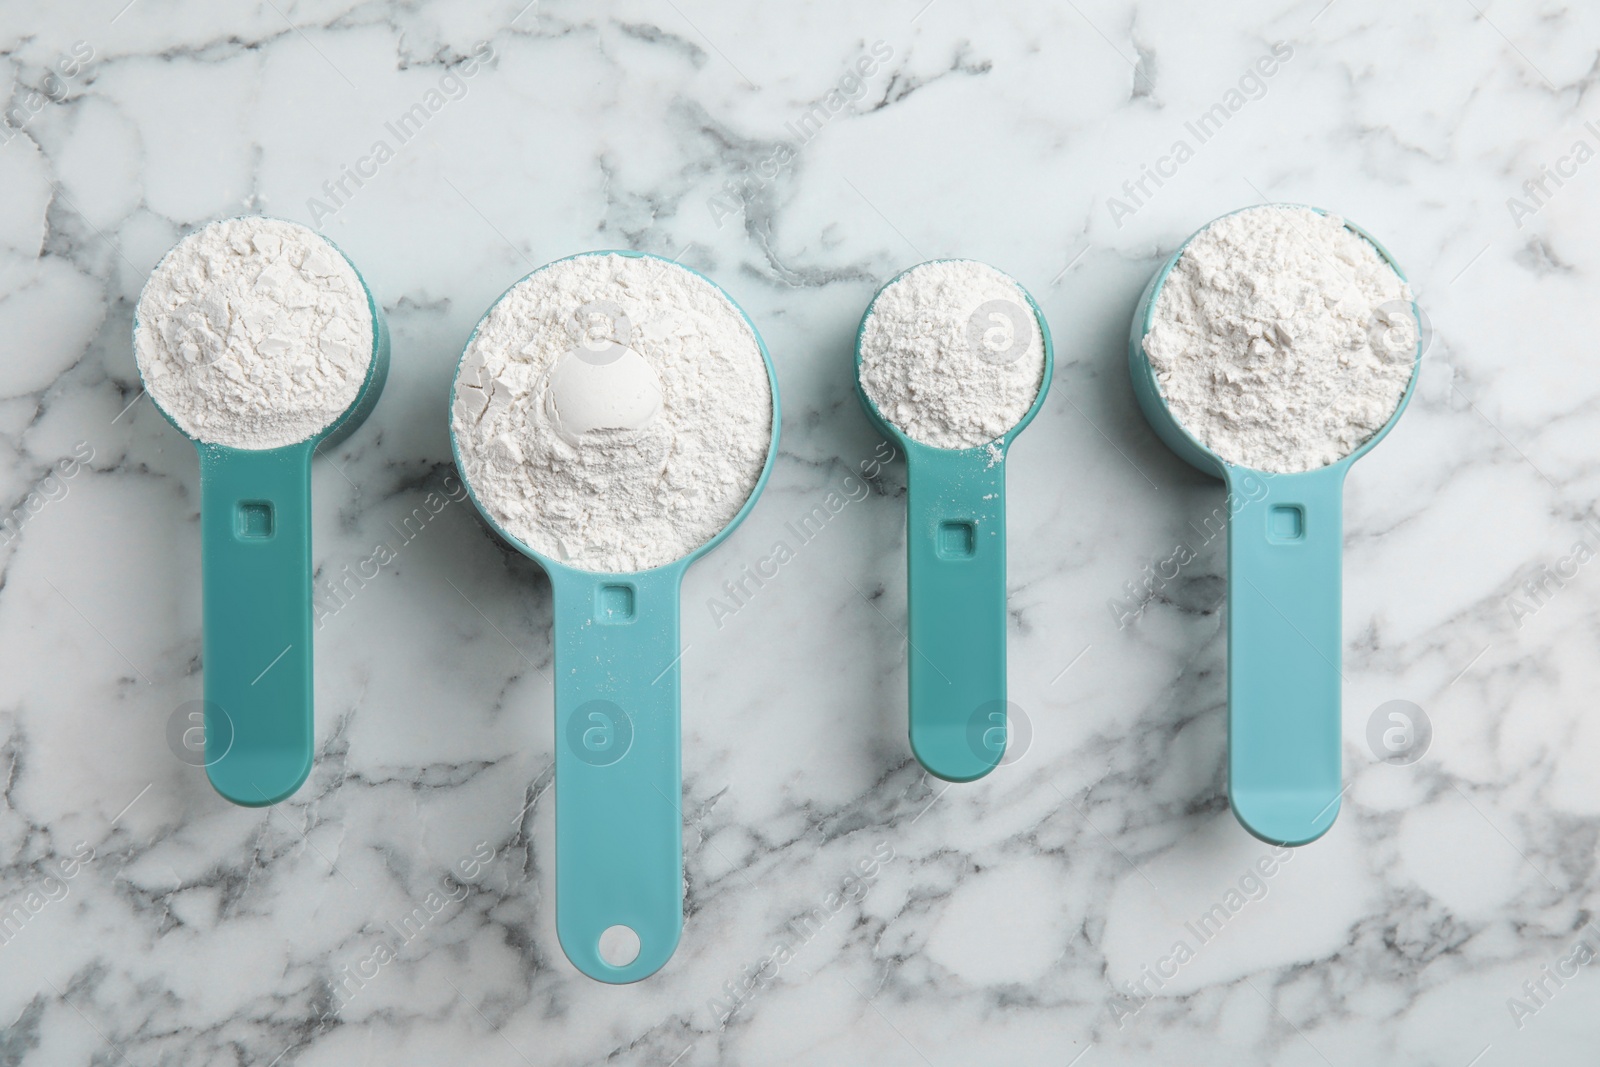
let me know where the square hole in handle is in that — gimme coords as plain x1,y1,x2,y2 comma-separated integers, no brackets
938,521,976,559
236,501,274,539
597,583,635,623
1268,504,1304,542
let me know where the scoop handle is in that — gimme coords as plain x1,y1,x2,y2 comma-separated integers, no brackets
1225,466,1345,846
550,565,683,983
904,442,1009,782
198,442,315,806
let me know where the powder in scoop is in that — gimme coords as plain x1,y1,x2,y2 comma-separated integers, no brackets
857,260,1046,450
1142,206,1416,473
452,254,772,574
134,217,374,450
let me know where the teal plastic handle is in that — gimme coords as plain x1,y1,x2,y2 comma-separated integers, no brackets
551,564,684,982
199,441,315,806
852,261,1053,785
450,249,780,982
1226,466,1345,846
905,442,1008,782
1126,204,1421,846
135,220,390,808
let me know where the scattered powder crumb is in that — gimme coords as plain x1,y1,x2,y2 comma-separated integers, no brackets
135,217,374,450
1143,205,1417,473
452,253,772,574
858,260,1046,450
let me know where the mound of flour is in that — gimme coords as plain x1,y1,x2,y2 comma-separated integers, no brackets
1143,206,1416,473
135,217,373,450
452,254,772,574
857,261,1046,450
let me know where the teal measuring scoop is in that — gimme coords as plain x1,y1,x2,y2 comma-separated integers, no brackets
450,251,779,983
854,262,1053,783
135,220,389,807
1128,205,1421,846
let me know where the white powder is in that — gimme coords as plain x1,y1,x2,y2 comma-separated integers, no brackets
858,260,1046,450
135,217,374,450
452,253,772,574
1143,206,1416,474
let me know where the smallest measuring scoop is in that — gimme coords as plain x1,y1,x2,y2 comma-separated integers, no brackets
856,261,1053,782
135,217,388,806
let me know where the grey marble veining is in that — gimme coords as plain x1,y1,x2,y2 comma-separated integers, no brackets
1,0,1598,1063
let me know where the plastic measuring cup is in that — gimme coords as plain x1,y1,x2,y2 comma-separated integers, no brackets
135,219,389,807
449,251,779,983
1127,205,1421,846
854,262,1053,783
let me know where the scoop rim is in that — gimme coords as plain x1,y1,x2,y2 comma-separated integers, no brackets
447,249,782,580
130,215,386,452
1131,202,1423,478
853,258,1054,455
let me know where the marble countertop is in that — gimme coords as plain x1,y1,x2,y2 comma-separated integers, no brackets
3,0,1599,1063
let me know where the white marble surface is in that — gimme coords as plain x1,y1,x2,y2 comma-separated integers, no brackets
2,0,1598,1063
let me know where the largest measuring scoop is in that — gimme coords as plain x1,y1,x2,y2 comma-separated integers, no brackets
1128,205,1421,846
134,217,389,807
450,251,779,983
